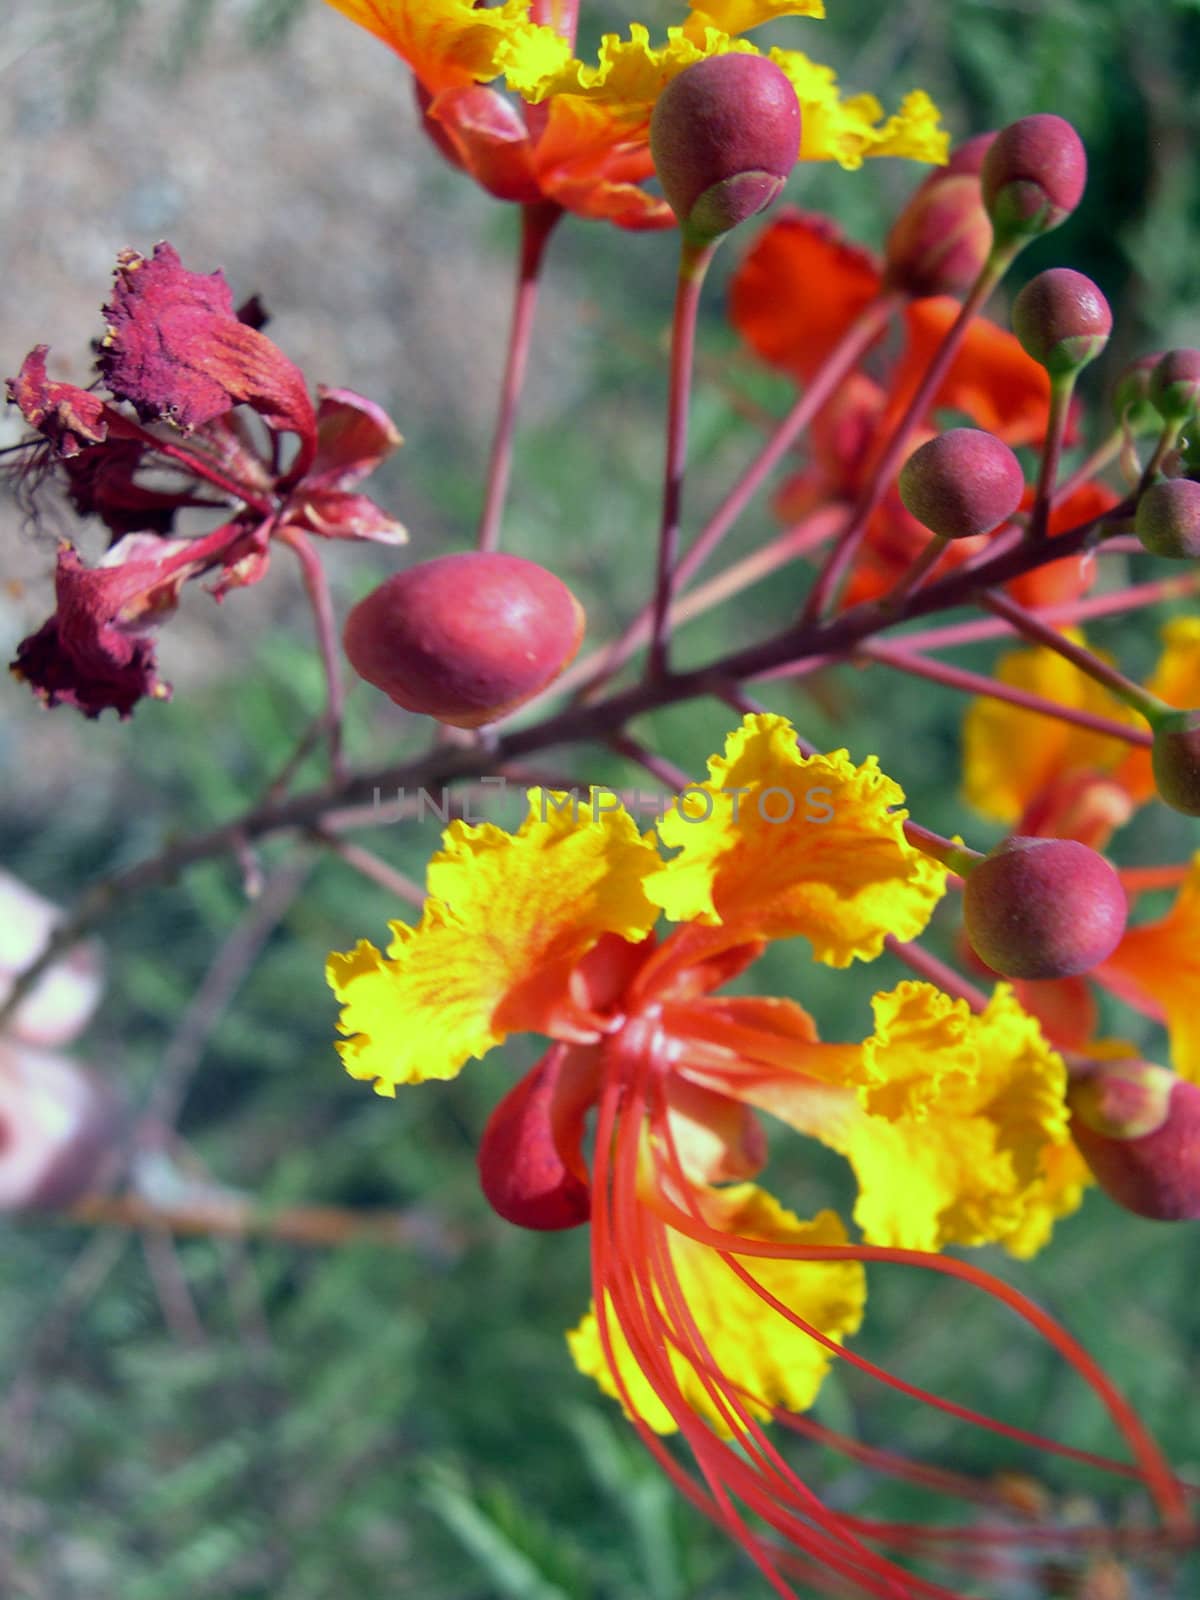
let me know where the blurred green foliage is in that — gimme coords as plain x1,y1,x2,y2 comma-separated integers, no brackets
3,1,1200,1597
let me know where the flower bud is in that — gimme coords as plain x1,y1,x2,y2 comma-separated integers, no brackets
981,114,1087,242
343,552,585,728
898,428,1025,539
1149,348,1200,423
1151,708,1200,815
1134,477,1200,560
1110,352,1164,432
884,133,996,299
649,55,800,241
1068,1060,1200,1221
963,836,1126,980
0,1043,118,1211
478,1051,591,1231
1011,268,1112,377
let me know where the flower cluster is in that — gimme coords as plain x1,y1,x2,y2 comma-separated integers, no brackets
5,3,1200,1597
8,243,404,717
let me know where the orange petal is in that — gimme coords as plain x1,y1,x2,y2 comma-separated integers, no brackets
1099,855,1200,1082
1004,481,1118,608
729,209,885,382
887,298,1051,446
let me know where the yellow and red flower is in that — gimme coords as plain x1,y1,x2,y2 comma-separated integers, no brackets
318,0,946,227
960,620,1200,1057
328,714,1090,1590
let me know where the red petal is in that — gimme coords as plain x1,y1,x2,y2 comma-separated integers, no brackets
477,1045,597,1231
98,244,316,453
425,85,542,204
286,488,407,544
308,388,404,491
7,347,111,459
729,210,885,382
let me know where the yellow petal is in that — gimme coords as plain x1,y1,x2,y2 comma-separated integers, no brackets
646,714,946,966
1101,854,1200,1083
569,1188,864,1436
685,0,824,37
1116,618,1200,803
961,637,1141,826
510,25,946,175
769,53,947,168
826,985,1072,1253
320,0,570,92
852,980,977,1120
327,791,661,1092
508,23,750,108
1001,1138,1092,1261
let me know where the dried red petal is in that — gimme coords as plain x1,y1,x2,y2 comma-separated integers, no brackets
285,489,407,544
308,388,404,491
61,439,185,537
7,347,110,459
11,525,250,718
97,243,316,455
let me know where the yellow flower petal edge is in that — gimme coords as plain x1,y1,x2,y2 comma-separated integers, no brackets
507,23,751,109
646,714,947,967
319,0,571,91
569,1189,865,1436
961,636,1140,826
327,790,661,1093
508,25,947,171
769,53,947,168
825,984,1073,1253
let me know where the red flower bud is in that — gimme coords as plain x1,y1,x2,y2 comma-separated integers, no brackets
1149,348,1200,422
884,134,996,299
981,114,1087,242
1011,268,1112,377
477,1048,593,1231
1134,477,1200,560
1151,708,1200,816
963,836,1127,980
649,55,800,241
343,551,585,728
898,428,1025,539
1068,1060,1200,1221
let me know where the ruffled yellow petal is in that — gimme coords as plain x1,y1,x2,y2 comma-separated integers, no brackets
1101,854,1200,1083
327,791,661,1092
852,980,977,1119
961,638,1140,826
1116,618,1200,803
568,1188,864,1436
320,0,570,92
646,714,946,966
508,23,751,109
826,985,1072,1253
509,26,946,173
685,0,824,38
1002,1138,1091,1261
769,53,947,168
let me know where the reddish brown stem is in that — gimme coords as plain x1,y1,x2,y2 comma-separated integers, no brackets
476,202,562,553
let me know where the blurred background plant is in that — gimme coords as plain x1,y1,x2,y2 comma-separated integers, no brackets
2,1,1199,1595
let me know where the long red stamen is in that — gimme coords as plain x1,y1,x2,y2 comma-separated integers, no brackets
649,1194,1190,1528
